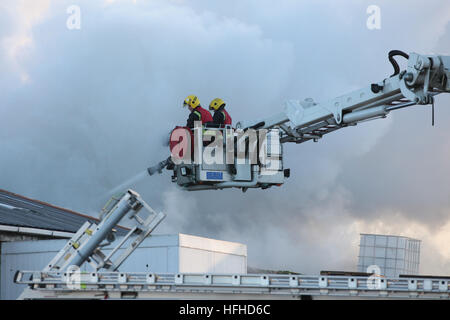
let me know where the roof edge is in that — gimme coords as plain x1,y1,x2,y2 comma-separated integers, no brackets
0,224,74,238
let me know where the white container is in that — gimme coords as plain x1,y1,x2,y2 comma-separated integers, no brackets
357,234,420,277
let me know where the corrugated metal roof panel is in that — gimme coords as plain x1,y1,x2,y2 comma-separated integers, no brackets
0,189,128,236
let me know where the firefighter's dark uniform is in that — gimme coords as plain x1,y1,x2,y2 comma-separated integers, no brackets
212,106,232,127
186,106,213,128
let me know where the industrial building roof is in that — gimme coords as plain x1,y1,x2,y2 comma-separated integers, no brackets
0,189,128,236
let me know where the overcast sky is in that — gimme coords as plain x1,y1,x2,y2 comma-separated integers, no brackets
1,0,450,275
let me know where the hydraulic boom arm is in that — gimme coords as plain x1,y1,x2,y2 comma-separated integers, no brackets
236,51,450,144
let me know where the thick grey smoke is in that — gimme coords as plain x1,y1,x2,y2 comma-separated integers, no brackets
1,0,450,274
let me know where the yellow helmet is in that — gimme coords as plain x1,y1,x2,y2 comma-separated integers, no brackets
209,98,226,111
183,95,201,109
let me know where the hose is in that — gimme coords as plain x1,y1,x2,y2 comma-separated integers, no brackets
388,50,410,77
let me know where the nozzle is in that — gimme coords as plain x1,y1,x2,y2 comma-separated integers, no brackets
147,162,164,176
147,157,172,176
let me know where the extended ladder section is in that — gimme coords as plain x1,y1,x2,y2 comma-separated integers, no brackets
42,190,166,272
14,271,450,300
